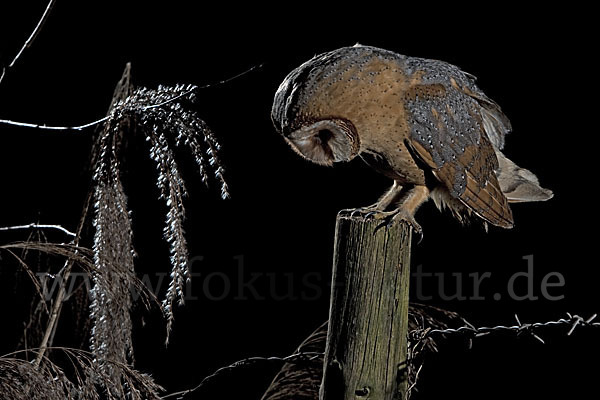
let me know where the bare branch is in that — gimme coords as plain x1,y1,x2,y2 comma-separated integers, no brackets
194,63,264,90
0,116,110,131
0,223,76,237
0,63,262,132
0,0,57,88
8,0,57,68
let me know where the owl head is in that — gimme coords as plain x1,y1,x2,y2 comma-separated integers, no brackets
271,53,361,167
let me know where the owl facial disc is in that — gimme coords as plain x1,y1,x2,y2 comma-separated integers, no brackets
285,119,360,166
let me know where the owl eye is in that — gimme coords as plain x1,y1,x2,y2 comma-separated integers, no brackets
316,129,334,145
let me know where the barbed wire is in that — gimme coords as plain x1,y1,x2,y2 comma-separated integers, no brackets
160,352,322,399
162,312,598,399
410,312,599,345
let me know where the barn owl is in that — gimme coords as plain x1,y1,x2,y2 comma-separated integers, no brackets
271,45,552,233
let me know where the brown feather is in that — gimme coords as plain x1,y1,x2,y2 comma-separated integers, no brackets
409,135,514,228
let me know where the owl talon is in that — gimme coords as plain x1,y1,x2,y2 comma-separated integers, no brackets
350,208,368,218
364,211,380,219
386,211,424,240
337,209,354,217
340,207,385,219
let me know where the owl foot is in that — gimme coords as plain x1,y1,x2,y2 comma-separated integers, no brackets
374,210,423,242
338,206,385,219
389,211,422,235
340,207,423,241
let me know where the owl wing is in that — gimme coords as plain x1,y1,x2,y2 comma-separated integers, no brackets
403,83,514,228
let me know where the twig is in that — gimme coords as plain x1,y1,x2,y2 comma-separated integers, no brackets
0,0,57,86
0,223,76,237
9,0,57,67
0,116,110,131
194,63,263,90
0,63,263,131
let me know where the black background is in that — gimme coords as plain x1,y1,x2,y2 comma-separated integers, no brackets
0,2,597,399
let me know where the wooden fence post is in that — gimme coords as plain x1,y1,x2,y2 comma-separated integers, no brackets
320,214,412,400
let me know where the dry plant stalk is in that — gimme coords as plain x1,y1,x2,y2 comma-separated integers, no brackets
87,66,230,392
0,347,163,400
93,78,230,344
1,63,230,398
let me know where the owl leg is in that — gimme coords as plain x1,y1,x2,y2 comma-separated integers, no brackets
359,185,430,235
388,185,430,234
371,181,405,211
341,181,403,217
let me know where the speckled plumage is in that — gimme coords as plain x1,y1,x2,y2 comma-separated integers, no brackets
272,45,552,230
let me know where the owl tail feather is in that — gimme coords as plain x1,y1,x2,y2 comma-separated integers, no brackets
494,150,554,203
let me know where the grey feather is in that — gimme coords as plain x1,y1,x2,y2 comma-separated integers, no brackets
495,150,554,202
